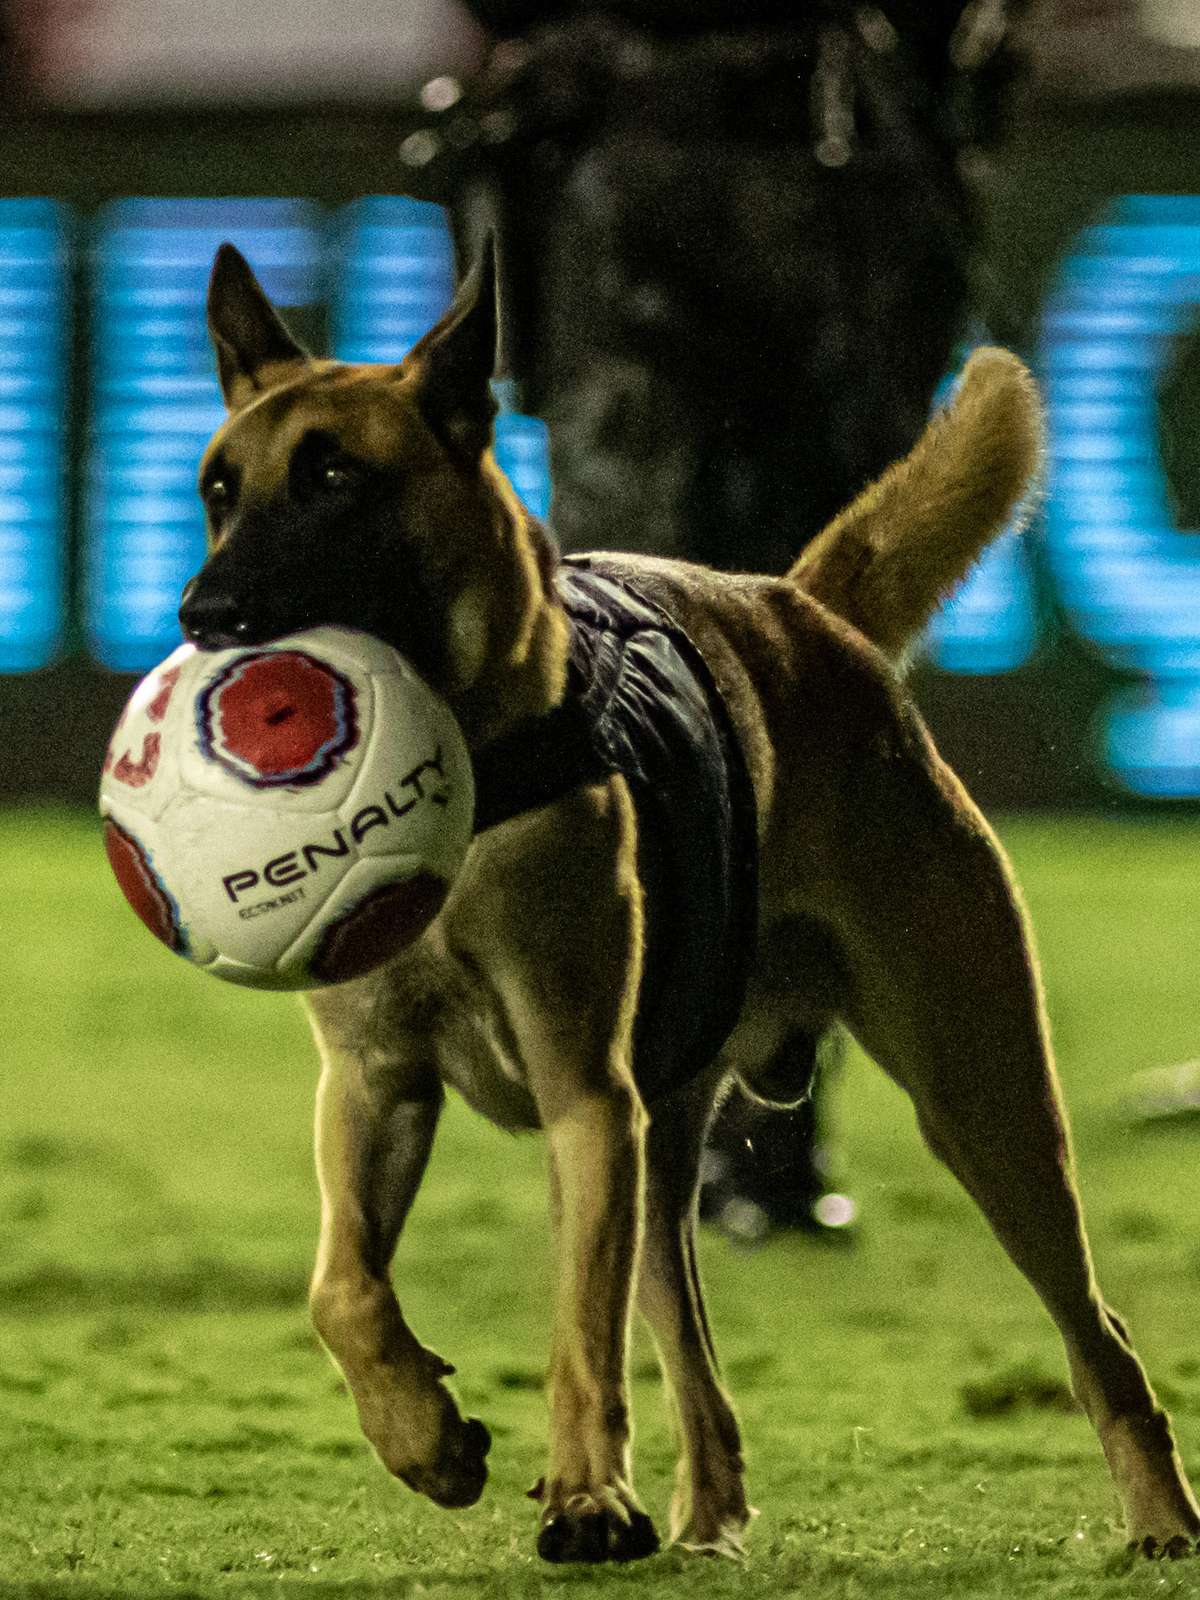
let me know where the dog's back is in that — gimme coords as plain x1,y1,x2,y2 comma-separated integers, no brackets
570,348,1043,866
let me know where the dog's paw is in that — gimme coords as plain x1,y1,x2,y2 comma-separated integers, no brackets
673,1505,757,1561
391,1393,491,1509
1128,1533,1198,1561
536,1490,660,1564
668,1469,755,1559
677,1527,748,1560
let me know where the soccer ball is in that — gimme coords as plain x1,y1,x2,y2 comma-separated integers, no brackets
99,627,475,990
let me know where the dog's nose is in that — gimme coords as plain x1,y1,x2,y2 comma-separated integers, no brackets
179,578,254,649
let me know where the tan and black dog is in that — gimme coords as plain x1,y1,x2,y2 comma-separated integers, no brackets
179,242,1200,1564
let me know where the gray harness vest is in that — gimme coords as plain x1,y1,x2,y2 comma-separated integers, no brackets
472,554,758,1104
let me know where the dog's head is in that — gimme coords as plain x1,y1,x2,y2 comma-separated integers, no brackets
179,243,566,742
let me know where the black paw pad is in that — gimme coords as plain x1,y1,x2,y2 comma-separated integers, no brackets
537,1507,660,1564
1131,1533,1198,1561
462,1417,492,1461
615,1510,661,1562
403,1416,492,1509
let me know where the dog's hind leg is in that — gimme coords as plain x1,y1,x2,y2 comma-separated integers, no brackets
304,983,492,1511
636,1069,752,1556
831,696,1200,1557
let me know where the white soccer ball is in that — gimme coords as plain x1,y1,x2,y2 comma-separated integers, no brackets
99,626,475,990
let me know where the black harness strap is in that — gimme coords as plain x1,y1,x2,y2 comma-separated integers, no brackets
470,689,607,834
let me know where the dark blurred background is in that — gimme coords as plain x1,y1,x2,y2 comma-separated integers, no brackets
2,0,1200,806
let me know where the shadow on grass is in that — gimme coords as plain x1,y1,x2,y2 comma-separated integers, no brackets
1,1260,309,1314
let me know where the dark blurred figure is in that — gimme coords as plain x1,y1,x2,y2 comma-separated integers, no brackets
402,0,1029,1241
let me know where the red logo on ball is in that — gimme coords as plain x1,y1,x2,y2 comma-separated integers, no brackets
109,731,161,788
197,650,359,788
105,660,180,786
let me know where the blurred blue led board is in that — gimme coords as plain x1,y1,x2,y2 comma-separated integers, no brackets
0,201,68,671
86,199,321,671
922,355,1037,675
924,526,1037,674
332,196,453,363
1105,681,1200,797
494,411,552,521
1041,195,1200,795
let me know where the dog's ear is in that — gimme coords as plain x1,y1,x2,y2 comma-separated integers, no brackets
207,243,310,410
406,239,498,459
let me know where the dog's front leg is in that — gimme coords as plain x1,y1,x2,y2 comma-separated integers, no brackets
533,1078,659,1563
466,781,657,1562
305,986,490,1509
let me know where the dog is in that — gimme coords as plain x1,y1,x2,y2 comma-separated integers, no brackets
178,241,1200,1564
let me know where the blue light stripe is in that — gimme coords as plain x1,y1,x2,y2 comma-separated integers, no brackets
0,199,67,672
1042,194,1200,793
331,196,454,364
85,199,321,672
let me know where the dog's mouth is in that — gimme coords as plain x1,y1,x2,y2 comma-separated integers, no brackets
177,576,439,692
177,523,453,693
178,575,343,653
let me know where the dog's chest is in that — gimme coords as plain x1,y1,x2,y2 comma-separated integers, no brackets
425,947,541,1132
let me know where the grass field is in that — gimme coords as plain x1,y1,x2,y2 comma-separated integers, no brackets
4,807,1200,1599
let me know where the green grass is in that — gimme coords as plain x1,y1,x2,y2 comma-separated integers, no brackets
4,807,1200,1598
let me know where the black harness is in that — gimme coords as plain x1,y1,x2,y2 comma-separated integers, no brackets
472,555,758,1104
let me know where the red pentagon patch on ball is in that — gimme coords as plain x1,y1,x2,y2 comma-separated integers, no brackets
197,649,359,789
103,818,185,953
311,873,448,984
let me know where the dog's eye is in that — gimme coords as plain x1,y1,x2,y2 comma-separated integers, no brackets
288,430,369,502
202,473,237,526
320,460,357,491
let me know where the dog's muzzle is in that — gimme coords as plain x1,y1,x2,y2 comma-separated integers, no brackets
178,576,260,650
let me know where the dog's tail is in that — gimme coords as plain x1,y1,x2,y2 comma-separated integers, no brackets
788,348,1043,663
